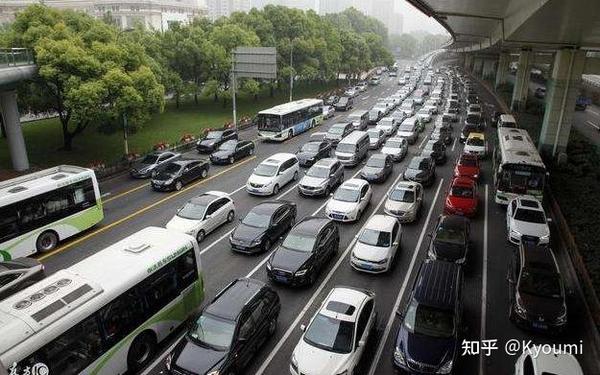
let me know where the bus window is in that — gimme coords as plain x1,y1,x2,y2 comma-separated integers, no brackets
142,264,179,316
176,250,198,290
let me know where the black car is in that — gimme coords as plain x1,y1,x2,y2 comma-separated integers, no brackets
325,95,339,105
296,140,332,167
432,127,453,145
403,156,436,187
151,159,209,191
334,96,353,111
427,215,470,265
460,123,480,143
209,139,255,165
196,129,238,153
130,151,180,178
394,259,463,374
421,139,447,165
360,154,393,183
230,201,297,254
266,217,339,286
508,240,568,333
168,278,280,375
0,258,45,300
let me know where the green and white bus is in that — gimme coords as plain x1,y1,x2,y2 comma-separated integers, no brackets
0,226,204,375
0,165,104,260
257,98,324,141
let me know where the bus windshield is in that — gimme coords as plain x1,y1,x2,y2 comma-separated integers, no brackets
498,165,545,194
257,114,281,132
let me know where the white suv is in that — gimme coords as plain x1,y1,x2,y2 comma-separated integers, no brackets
166,191,235,243
351,215,401,273
514,346,583,375
506,196,550,245
291,287,376,375
246,153,299,195
325,179,372,222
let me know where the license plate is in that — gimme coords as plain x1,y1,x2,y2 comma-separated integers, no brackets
275,275,288,283
361,262,374,270
533,322,547,330
332,214,344,220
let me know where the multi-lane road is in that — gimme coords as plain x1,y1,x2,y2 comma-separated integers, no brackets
36,67,598,375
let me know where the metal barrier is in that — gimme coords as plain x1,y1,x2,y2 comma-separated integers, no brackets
0,48,34,68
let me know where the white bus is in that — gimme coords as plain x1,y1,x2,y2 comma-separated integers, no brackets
493,128,547,204
0,227,204,375
0,165,104,260
257,98,324,141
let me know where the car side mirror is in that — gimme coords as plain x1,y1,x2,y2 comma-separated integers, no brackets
547,217,553,223
300,324,306,332
329,193,334,196
238,336,248,343
205,214,212,220
358,340,366,347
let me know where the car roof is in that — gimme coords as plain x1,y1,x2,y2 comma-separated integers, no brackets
364,214,397,232
341,178,368,189
261,153,296,165
521,242,559,272
439,214,469,229
292,216,331,236
530,349,583,374
190,191,229,205
452,176,476,186
320,286,372,322
467,132,485,140
368,153,389,162
413,259,461,310
206,278,266,321
500,114,516,122
393,181,420,191
250,201,290,215
515,196,543,210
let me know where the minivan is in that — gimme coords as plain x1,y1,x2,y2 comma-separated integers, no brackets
246,153,299,195
335,96,353,111
335,131,370,167
348,110,369,130
393,259,463,374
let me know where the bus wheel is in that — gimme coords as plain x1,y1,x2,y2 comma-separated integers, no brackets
288,130,293,140
127,331,156,373
36,231,58,253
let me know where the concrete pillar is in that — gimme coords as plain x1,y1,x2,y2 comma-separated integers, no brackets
482,59,496,81
464,54,474,72
511,49,532,111
495,52,511,88
0,90,29,171
538,49,587,158
473,58,484,77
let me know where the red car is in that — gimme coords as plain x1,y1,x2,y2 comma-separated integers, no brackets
445,176,478,217
454,153,480,181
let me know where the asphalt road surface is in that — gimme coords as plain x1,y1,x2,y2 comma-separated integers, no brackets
36,66,598,375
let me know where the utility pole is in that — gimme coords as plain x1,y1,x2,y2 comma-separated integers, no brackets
123,112,129,156
289,40,294,102
231,51,238,130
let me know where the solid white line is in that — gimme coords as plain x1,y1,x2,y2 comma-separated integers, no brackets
418,133,429,149
100,192,111,198
255,169,407,375
199,229,234,256
363,95,370,99
479,184,490,375
366,178,444,375
585,120,600,130
229,184,247,195
451,137,458,152
589,110,600,117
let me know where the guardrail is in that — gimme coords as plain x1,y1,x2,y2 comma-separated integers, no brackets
0,48,34,68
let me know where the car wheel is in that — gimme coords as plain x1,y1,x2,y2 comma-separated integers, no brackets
293,171,299,181
36,231,58,253
357,210,363,221
324,186,331,197
229,156,235,164
127,331,157,373
249,147,254,155
175,180,183,191
268,315,278,335
196,230,205,243
201,168,208,178
272,184,280,195
309,270,317,285
262,238,271,253
227,210,235,223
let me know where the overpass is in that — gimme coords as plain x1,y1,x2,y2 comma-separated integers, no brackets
0,48,36,171
408,0,600,158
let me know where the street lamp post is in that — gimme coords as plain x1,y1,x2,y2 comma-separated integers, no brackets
289,40,294,102
117,28,133,157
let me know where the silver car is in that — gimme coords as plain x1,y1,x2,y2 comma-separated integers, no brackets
384,181,424,223
298,158,344,197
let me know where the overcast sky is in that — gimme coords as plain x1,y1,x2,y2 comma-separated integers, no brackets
395,0,447,34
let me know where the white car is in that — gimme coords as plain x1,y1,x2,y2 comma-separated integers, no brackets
514,346,583,375
367,128,385,149
246,153,299,196
323,105,335,119
325,179,372,222
344,88,358,97
166,191,235,243
381,137,408,161
416,107,432,123
506,196,550,245
375,117,397,136
351,215,401,273
384,181,423,222
291,287,376,375
464,133,487,157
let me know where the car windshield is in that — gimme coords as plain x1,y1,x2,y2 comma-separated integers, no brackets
467,137,484,147
219,141,237,151
307,166,330,178
189,314,235,351
206,131,223,139
435,224,465,245
303,313,354,354
519,271,562,299
404,301,455,338
408,159,426,170
242,211,271,228
367,130,380,139
282,234,316,253
254,164,278,177
367,157,386,168
423,143,435,152
301,143,320,152
333,187,360,202
514,208,546,224
459,157,477,167
451,185,474,198
337,143,357,153
329,126,345,135
390,188,415,203
386,140,404,148
161,163,181,175
141,155,159,164
177,201,207,220
359,228,391,247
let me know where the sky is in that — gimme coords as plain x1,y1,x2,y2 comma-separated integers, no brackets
394,0,447,34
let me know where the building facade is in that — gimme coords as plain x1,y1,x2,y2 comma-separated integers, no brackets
207,0,251,20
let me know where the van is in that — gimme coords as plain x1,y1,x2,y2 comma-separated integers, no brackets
397,117,419,144
348,110,369,130
498,114,517,129
335,131,370,167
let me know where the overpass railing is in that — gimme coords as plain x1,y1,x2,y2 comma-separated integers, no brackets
0,48,34,68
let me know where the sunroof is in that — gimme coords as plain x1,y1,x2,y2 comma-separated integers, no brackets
326,301,355,315
521,199,539,208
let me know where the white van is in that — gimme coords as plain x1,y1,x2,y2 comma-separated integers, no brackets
498,114,517,128
246,153,299,195
348,110,369,130
335,131,370,167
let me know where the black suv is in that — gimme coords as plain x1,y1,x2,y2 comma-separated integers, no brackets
394,259,463,374
230,201,297,254
297,140,332,167
421,139,447,165
266,217,339,286
360,154,393,183
508,239,568,333
427,215,471,265
168,278,280,375
196,129,238,153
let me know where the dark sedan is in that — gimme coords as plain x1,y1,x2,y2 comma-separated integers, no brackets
151,159,209,191
129,151,180,178
296,140,332,167
360,154,393,183
427,215,470,265
460,123,480,143
230,201,297,254
0,258,45,300
196,129,238,153
421,139,447,165
266,217,339,286
209,139,255,164
403,156,436,187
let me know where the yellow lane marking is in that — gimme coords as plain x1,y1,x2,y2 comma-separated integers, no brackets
38,156,257,261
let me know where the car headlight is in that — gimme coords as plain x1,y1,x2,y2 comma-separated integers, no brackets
250,236,263,246
555,306,568,324
515,295,527,318
165,178,174,184
539,234,550,242
438,359,453,374
207,370,220,375
165,353,173,370
266,262,272,271
336,371,348,375
473,174,479,179
295,269,308,276
510,228,522,237
394,347,406,365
